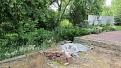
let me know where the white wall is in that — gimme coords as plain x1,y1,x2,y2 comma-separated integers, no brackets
88,15,114,25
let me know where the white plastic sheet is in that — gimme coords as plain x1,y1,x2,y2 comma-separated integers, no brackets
60,43,90,57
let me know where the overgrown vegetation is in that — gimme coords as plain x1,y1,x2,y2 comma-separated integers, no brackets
89,24,116,34
0,0,117,60
54,26,90,41
112,0,121,23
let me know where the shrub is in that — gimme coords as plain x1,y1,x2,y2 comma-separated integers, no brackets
54,26,90,41
89,25,103,34
0,29,54,60
0,45,39,60
59,19,73,28
23,28,54,46
102,24,116,32
0,33,28,48
89,24,116,34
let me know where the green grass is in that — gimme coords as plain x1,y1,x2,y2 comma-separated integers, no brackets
115,26,121,30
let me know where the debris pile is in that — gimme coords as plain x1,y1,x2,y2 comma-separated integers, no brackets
60,43,90,57
44,42,90,65
44,51,68,64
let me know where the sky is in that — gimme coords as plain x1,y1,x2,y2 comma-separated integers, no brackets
105,0,112,6
49,1,59,11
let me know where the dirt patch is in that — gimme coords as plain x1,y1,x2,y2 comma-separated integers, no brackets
0,46,121,68
72,31,121,68
92,46,121,68
0,52,50,68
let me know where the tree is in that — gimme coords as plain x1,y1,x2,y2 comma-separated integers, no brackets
101,6,113,16
70,0,86,24
53,0,74,24
0,0,56,48
112,0,121,22
69,0,104,25
86,0,104,15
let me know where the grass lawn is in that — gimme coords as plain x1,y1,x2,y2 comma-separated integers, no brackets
115,26,121,30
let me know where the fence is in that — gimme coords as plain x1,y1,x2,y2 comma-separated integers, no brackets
88,15,114,25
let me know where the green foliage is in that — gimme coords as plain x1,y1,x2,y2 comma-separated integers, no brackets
89,25,103,34
54,26,90,41
115,26,121,31
0,0,56,60
0,0,57,30
112,0,121,22
0,29,54,60
86,0,104,15
54,0,73,24
70,0,87,24
101,7,113,16
59,19,73,28
22,28,54,46
114,17,121,22
102,24,116,32
70,0,104,24
0,45,40,60
89,24,116,34
19,19,37,33
0,0,113,60
0,33,27,48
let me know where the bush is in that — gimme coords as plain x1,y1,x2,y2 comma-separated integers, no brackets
0,45,39,60
59,19,73,28
89,24,116,34
54,26,90,41
0,33,28,48
0,29,54,60
89,25,103,34
102,24,116,32
22,28,54,46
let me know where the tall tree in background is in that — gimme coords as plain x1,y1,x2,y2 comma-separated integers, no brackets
101,6,113,16
70,0,104,24
54,0,74,24
70,0,86,24
112,0,121,22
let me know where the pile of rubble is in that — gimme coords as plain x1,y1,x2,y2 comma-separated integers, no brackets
44,51,69,64
44,41,90,65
